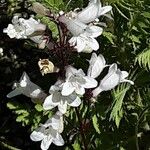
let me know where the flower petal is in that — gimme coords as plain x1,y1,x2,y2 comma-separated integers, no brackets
121,71,129,79
30,127,46,142
65,66,78,79
100,71,120,91
60,16,87,36
85,26,103,37
98,6,112,16
120,79,134,85
58,101,67,114
7,88,22,98
87,53,106,78
41,135,53,150
75,85,85,95
83,76,98,88
77,2,99,23
68,96,81,107
53,133,64,146
75,36,86,52
87,37,99,51
43,95,58,110
61,82,75,96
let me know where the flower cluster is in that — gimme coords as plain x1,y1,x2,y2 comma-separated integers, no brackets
5,0,134,150
30,111,64,150
3,16,47,49
59,0,112,53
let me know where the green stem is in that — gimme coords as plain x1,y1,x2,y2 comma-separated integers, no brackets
0,141,21,150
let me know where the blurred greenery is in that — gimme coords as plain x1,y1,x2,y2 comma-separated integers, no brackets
0,0,150,149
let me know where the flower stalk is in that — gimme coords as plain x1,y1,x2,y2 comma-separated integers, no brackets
75,107,88,150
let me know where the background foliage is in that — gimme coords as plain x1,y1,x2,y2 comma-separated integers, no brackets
0,0,150,149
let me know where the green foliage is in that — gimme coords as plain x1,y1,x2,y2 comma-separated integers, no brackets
37,15,59,37
92,114,101,134
7,101,43,130
72,141,81,150
102,31,116,44
135,48,150,70
110,84,130,127
35,104,43,112
43,0,65,11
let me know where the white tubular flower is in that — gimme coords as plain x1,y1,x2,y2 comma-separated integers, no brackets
59,11,103,53
69,25,102,53
43,80,81,114
7,72,47,101
3,16,46,39
76,0,112,24
59,15,87,36
30,112,64,150
62,66,98,96
87,53,106,78
69,34,99,53
92,63,134,97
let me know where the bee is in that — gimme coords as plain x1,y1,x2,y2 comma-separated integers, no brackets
38,59,59,76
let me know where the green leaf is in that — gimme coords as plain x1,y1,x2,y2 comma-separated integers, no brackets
102,31,115,44
35,104,43,112
92,115,100,134
110,84,130,127
129,35,141,44
72,141,81,150
44,0,65,11
37,16,58,37
135,48,150,70
7,102,19,110
141,12,150,19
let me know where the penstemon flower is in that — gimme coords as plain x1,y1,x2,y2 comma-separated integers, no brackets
59,0,111,53
59,14,103,53
92,63,134,97
3,16,46,39
61,66,97,96
3,16,46,48
68,26,102,53
30,111,64,150
76,0,112,24
87,53,106,78
43,80,81,114
7,72,47,102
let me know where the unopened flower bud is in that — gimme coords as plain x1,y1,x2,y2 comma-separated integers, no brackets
32,2,49,16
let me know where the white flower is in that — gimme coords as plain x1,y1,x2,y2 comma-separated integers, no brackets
62,66,98,96
69,25,102,53
87,53,106,78
3,16,46,39
7,72,47,101
43,80,81,114
0,48,3,56
76,0,112,24
92,63,134,97
70,26,102,53
59,15,85,36
30,112,64,150
3,24,18,38
59,11,103,52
